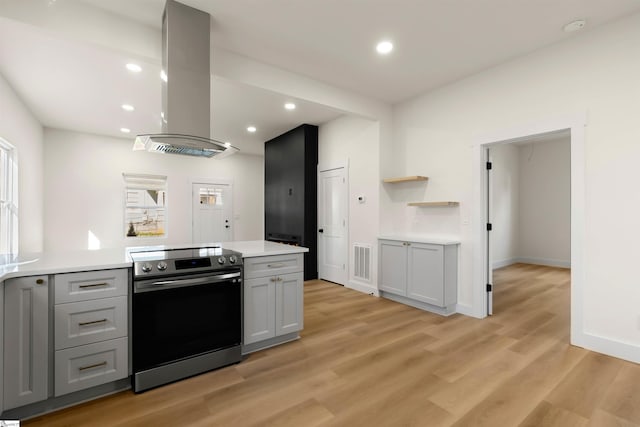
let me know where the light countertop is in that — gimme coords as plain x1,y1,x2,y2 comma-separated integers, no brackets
220,240,309,257
378,235,461,245
0,240,308,281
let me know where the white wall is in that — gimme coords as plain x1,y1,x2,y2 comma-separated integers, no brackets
490,144,519,268
518,138,570,266
388,12,640,359
0,72,43,253
43,128,263,252
319,116,380,294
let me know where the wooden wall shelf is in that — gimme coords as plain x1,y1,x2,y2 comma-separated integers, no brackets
407,201,459,207
383,176,428,184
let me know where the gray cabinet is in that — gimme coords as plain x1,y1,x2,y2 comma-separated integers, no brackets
4,275,49,410
53,269,128,396
378,239,458,316
243,254,304,353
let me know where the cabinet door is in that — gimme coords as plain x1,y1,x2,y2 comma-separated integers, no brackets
275,272,304,336
4,275,49,410
378,240,407,295
407,243,444,306
244,277,276,345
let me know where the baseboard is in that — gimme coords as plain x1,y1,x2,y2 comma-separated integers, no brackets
347,280,379,296
515,257,570,269
492,258,518,269
455,302,477,317
577,332,640,364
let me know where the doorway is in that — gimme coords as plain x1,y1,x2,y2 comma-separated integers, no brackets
318,166,348,285
487,132,571,315
192,182,233,243
472,113,586,347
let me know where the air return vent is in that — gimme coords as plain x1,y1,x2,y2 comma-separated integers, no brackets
353,244,371,282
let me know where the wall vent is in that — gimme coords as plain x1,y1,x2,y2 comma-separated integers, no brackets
353,243,371,282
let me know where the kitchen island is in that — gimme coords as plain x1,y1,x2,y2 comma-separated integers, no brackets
0,240,307,420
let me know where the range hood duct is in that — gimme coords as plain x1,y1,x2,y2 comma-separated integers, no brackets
134,0,238,158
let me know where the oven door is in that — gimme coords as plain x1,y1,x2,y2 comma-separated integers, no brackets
132,270,241,373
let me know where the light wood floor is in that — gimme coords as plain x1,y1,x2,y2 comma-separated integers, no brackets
25,263,640,426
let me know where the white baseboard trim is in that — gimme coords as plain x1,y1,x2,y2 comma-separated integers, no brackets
577,332,640,364
492,257,571,269
492,258,518,269
347,280,379,296
455,303,477,318
516,257,570,268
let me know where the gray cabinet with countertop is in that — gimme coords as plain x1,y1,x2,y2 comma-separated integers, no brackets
378,237,458,316
243,253,304,353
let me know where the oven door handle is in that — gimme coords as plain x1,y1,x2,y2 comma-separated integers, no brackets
135,272,241,293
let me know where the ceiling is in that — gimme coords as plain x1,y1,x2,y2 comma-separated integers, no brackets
1,0,640,155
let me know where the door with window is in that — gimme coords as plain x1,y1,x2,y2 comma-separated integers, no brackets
192,183,232,243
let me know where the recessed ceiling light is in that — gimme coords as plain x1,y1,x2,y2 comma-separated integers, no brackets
122,104,135,112
563,19,586,33
247,126,257,133
284,102,296,110
120,128,131,134
376,40,393,55
126,63,142,73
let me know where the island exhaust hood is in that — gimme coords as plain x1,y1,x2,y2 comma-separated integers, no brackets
134,0,238,158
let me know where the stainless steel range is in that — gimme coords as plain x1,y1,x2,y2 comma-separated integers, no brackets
130,246,243,392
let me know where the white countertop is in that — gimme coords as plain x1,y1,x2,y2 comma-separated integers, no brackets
220,240,309,257
0,248,134,281
0,240,308,281
378,235,461,245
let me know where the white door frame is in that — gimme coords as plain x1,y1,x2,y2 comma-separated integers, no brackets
472,112,586,348
318,161,349,285
190,178,234,243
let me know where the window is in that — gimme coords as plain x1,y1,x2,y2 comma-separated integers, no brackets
0,138,18,258
123,174,167,238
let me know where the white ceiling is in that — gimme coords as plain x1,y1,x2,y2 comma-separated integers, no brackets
1,0,640,155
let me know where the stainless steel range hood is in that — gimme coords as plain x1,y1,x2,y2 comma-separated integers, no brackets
134,0,238,158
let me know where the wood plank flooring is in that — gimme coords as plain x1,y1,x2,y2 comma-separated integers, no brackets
25,263,640,426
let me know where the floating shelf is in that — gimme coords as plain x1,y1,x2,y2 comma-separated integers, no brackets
407,201,460,207
383,176,428,184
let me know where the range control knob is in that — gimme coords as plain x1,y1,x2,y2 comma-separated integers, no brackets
157,261,168,271
141,263,153,273
229,255,237,264
217,256,226,265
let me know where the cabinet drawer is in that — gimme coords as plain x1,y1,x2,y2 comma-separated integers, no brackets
55,296,127,350
54,337,128,397
55,269,128,303
244,254,303,279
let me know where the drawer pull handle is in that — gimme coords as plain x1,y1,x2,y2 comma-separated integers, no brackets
78,361,107,371
267,263,285,268
270,277,276,282
36,279,45,285
78,318,108,327
78,282,109,289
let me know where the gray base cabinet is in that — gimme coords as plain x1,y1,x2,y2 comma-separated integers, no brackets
3,275,49,410
243,254,304,352
53,269,128,397
379,239,458,315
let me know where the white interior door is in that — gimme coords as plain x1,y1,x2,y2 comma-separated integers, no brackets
318,167,348,285
192,183,232,244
